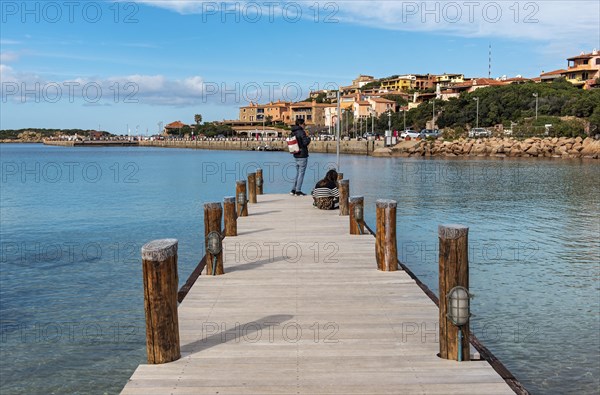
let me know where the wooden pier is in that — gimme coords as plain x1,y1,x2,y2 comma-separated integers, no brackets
121,192,519,394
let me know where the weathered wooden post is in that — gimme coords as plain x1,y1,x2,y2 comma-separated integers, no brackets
247,173,257,203
337,172,343,186
349,196,364,234
204,202,224,275
438,224,470,361
256,168,264,195
375,199,398,271
236,180,248,217
339,179,349,216
223,196,237,237
141,239,180,364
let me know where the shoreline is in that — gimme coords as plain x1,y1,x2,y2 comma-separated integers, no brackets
374,136,600,159
4,137,599,159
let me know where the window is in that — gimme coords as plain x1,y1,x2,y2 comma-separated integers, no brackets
596,58,600,65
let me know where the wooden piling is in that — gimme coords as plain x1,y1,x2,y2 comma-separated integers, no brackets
236,180,248,217
141,239,180,364
204,202,224,275
339,179,349,216
223,196,237,237
256,168,263,195
337,172,343,186
438,224,470,361
247,173,257,204
348,196,364,235
375,199,398,272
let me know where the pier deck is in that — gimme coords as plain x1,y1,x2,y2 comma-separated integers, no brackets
121,194,514,394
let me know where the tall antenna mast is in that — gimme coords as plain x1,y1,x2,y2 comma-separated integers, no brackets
488,43,492,78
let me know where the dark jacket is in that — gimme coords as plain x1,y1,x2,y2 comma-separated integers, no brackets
291,125,311,158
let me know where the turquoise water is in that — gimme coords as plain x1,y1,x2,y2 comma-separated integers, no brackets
1,143,598,394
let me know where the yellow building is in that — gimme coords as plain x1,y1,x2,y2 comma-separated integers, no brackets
379,76,414,92
565,50,600,88
435,73,465,88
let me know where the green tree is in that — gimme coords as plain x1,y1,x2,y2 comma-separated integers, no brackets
194,114,202,125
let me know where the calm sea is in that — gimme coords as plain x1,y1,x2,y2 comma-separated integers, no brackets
0,143,598,394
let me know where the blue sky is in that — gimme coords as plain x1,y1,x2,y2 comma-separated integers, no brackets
1,0,599,133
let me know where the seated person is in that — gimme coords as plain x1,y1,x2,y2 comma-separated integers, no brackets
312,169,340,210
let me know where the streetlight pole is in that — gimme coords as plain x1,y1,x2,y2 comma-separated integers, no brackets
533,93,538,120
403,107,406,132
371,109,374,135
432,98,435,130
387,110,391,135
473,97,479,128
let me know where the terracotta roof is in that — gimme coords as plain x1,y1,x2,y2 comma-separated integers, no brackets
451,78,504,89
567,52,597,60
165,121,187,128
370,97,395,103
540,69,566,77
291,102,313,107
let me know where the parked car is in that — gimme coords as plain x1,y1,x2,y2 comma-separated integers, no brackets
420,129,442,139
400,129,421,139
468,128,491,138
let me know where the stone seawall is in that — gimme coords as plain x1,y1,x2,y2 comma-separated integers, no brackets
43,140,75,146
138,139,384,155
374,137,600,159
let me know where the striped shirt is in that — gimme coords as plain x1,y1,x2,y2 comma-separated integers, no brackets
312,186,339,198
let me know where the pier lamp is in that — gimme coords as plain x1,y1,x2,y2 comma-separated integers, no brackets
353,204,363,235
446,286,472,361
237,191,246,208
353,204,363,222
206,231,222,275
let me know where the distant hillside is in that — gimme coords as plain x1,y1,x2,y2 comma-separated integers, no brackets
0,129,112,141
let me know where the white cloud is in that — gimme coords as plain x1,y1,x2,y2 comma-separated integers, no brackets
132,0,600,49
0,51,20,63
0,67,238,107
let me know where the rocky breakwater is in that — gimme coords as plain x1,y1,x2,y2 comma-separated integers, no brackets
372,137,600,159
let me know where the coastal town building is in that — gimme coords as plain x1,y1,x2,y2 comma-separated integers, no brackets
163,121,188,135
339,74,376,95
565,50,600,88
435,73,465,88
367,97,396,115
289,101,329,126
538,50,600,89
439,78,505,100
353,101,372,120
379,76,414,93
232,49,599,129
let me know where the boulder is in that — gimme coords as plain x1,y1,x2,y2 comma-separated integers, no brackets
525,145,539,156
372,148,392,157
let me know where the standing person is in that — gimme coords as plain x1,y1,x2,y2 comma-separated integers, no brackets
290,118,311,196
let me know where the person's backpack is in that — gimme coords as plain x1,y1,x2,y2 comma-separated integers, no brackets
287,136,300,154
